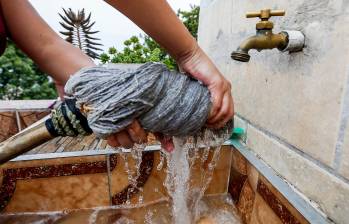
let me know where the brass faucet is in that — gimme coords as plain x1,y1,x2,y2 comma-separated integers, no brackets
231,9,304,62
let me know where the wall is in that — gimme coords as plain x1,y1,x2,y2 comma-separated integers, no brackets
198,0,349,223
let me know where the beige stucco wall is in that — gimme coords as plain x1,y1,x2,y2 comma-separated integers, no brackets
198,0,349,223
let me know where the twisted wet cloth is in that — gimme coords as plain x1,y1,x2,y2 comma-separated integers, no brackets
65,62,232,138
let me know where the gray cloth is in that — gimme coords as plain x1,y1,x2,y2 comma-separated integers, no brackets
65,62,212,138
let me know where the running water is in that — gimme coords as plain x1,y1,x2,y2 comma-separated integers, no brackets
163,128,231,224
164,137,191,223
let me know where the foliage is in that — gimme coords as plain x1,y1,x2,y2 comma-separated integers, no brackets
59,8,103,59
100,5,200,69
0,40,57,100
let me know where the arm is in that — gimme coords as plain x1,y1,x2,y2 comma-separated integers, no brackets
106,0,234,127
1,0,147,148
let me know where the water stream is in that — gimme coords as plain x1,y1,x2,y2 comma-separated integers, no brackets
161,128,232,224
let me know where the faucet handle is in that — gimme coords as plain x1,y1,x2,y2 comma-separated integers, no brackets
246,9,285,20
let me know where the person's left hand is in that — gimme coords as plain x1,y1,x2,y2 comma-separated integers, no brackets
107,120,148,148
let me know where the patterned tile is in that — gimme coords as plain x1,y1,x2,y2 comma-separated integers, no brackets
109,151,155,205
257,176,308,224
0,112,18,142
206,146,232,194
250,194,283,224
247,163,259,192
231,148,248,175
237,180,255,223
1,155,111,212
228,166,247,203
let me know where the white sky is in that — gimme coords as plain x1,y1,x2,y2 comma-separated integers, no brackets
29,0,200,52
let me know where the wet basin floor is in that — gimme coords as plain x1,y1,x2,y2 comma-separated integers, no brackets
0,194,241,224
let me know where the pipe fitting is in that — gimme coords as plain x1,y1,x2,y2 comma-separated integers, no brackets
280,30,305,53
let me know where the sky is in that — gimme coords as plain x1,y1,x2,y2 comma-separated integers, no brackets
29,0,200,52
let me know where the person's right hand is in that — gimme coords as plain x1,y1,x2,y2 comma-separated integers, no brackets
107,120,148,148
177,45,234,128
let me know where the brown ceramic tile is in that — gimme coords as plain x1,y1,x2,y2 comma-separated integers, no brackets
132,152,168,203
231,147,248,175
250,193,283,224
19,111,50,129
109,153,138,204
4,172,110,212
109,151,156,205
1,155,107,169
258,176,308,224
206,146,232,194
228,167,248,203
229,147,249,203
237,180,255,223
0,155,110,212
0,167,3,196
0,112,18,142
185,146,232,196
247,163,259,192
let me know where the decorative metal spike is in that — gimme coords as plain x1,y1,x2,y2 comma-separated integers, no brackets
59,8,103,59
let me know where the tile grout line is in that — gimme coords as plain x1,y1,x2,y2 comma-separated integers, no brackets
333,67,349,170
235,114,349,186
106,154,113,205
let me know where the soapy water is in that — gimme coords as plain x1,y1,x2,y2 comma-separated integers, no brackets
0,128,241,224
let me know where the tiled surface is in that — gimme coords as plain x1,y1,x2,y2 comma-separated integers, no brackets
0,111,50,143
4,173,110,212
258,176,308,224
186,146,232,195
0,155,111,212
237,180,255,223
18,111,50,129
0,112,18,143
228,146,309,224
250,194,283,224
0,145,231,213
0,195,241,223
247,124,349,224
109,147,232,206
205,146,232,194
110,151,157,205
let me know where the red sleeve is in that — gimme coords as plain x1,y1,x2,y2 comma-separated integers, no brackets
0,7,7,56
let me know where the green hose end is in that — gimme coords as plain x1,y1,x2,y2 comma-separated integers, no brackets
230,127,245,140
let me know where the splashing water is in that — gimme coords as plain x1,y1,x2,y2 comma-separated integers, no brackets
163,128,231,224
164,137,191,223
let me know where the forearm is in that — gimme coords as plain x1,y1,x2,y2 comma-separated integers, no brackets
34,39,94,85
105,0,198,61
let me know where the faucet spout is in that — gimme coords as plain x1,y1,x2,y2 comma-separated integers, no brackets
231,9,305,63
231,31,288,62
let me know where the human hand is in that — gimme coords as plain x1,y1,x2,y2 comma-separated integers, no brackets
177,45,234,128
107,120,148,148
54,81,66,100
